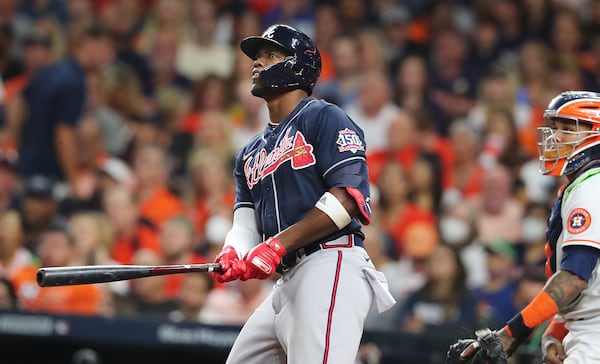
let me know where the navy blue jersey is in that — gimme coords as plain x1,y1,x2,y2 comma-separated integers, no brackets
233,98,371,243
18,58,86,180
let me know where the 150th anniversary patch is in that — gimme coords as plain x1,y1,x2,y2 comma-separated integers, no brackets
336,128,364,153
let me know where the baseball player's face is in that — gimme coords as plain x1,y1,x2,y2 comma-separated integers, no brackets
543,118,593,158
251,46,286,89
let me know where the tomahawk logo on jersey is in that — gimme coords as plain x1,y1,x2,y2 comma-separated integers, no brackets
233,98,371,241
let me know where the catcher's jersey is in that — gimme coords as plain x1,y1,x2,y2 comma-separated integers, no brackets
551,166,600,320
233,97,371,244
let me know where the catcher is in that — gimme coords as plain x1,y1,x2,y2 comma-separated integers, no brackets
448,91,600,364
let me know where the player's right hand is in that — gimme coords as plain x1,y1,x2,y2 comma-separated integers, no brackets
542,335,566,364
213,246,246,283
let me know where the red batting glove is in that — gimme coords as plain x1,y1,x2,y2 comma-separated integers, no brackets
213,246,246,283
242,237,287,280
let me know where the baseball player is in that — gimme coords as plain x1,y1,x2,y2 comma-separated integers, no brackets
211,24,396,364
449,91,600,364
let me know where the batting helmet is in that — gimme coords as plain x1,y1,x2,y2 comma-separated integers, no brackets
537,91,600,176
240,24,321,97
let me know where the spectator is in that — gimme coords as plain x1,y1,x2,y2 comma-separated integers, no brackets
414,110,455,193
480,107,530,172
12,22,114,199
410,153,444,214
514,40,556,159
18,174,65,252
0,277,19,310
376,160,437,258
200,213,233,263
428,27,477,135
186,148,235,238
466,16,502,82
262,0,316,36
472,239,520,326
394,54,445,135
438,200,487,289
489,0,525,54
230,78,269,149
102,185,160,265
393,243,480,337
0,151,18,213
466,71,528,138
312,3,343,83
380,5,424,76
116,248,176,318
148,29,192,95
345,70,400,153
356,28,388,74
65,0,95,31
87,63,140,158
98,0,154,100
158,215,208,298
58,116,107,214
471,164,524,245
2,28,53,106
167,272,214,323
442,121,486,206
11,227,104,316
193,109,237,161
0,210,32,279
96,156,136,193
174,0,234,82
135,0,190,58
313,34,363,107
131,143,185,236
517,201,550,269
67,211,114,266
366,109,420,184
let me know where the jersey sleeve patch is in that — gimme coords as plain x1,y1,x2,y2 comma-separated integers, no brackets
567,208,592,234
336,128,365,154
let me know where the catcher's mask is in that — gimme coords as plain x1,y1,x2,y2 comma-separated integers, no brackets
537,91,600,176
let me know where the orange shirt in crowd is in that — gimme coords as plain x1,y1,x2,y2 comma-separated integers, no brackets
111,224,161,265
164,253,209,298
422,136,455,190
518,105,545,160
367,145,420,184
191,193,235,235
2,75,29,104
381,204,437,258
11,266,103,315
447,164,486,199
138,187,185,229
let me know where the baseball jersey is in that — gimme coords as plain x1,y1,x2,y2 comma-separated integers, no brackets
232,98,371,250
546,164,600,320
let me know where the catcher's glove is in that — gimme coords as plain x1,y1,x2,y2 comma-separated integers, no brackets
446,328,508,364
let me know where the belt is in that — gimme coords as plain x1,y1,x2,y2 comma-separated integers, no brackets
279,234,363,273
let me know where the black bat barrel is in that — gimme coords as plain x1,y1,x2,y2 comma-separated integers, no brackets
36,265,154,287
36,264,222,287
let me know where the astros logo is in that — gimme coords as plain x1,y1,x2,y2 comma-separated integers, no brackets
567,208,592,234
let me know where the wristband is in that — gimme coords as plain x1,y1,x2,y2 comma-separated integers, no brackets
315,192,352,229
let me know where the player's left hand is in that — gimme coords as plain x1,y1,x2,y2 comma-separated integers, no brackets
242,237,287,280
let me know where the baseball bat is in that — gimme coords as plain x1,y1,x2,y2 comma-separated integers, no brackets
36,263,222,287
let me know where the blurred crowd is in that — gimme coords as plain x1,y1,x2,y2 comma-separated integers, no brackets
0,0,599,360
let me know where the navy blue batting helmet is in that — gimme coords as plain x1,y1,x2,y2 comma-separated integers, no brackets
240,24,321,97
